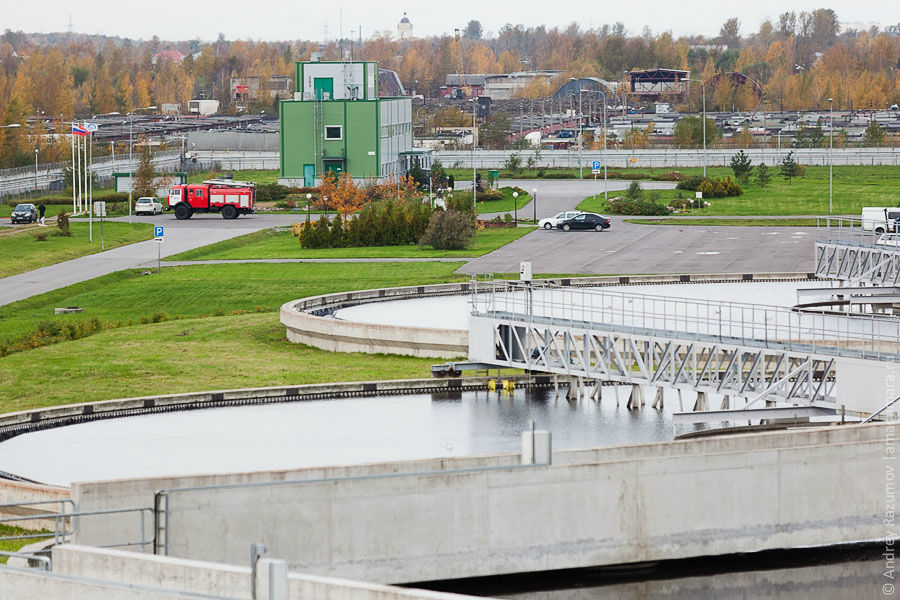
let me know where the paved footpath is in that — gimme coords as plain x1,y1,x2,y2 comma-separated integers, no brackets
0,213,299,307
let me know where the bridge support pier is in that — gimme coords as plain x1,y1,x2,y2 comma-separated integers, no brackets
677,389,684,411
591,380,602,401
721,395,731,410
628,385,644,410
693,391,708,412
652,387,664,409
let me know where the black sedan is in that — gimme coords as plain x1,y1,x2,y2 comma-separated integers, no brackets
10,203,38,224
557,212,611,232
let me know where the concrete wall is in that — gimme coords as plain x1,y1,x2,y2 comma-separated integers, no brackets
49,544,487,600
280,273,813,358
72,423,890,584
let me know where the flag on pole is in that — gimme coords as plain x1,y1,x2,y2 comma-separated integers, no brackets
72,124,88,136
84,122,99,133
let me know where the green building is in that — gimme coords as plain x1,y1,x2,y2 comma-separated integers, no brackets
279,60,429,186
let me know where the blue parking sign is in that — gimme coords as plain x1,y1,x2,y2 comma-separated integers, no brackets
592,161,602,170
154,226,164,240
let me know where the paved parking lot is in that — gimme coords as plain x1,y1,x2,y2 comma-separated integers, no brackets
459,220,816,275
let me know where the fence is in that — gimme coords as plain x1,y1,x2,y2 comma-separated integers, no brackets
435,147,900,170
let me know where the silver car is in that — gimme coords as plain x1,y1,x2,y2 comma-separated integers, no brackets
538,210,582,230
135,197,163,215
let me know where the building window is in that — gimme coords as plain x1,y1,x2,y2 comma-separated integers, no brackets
325,126,342,140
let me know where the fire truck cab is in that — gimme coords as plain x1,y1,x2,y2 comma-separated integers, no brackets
167,179,255,220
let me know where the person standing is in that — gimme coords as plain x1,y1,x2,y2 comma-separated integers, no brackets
38,202,46,226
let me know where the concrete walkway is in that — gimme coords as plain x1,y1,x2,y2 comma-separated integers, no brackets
161,258,475,266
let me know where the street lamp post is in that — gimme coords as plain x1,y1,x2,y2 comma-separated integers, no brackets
306,193,312,221
34,148,38,194
469,98,477,212
581,88,608,203
828,97,834,214
687,79,707,177
128,106,158,224
512,191,518,225
532,187,537,222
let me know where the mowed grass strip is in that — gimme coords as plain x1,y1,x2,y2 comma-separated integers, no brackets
625,217,821,227
0,222,154,279
578,165,900,216
0,314,450,411
167,227,536,260
0,262,468,350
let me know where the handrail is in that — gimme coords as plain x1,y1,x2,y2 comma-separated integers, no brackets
0,550,51,571
470,279,900,362
861,395,900,424
0,506,154,553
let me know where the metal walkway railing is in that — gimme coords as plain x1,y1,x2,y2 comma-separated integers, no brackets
470,280,900,363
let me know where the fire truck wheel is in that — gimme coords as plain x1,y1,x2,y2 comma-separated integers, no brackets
174,204,192,220
222,205,237,220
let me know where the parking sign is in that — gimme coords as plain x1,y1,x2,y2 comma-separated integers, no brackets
154,226,164,241
591,161,602,170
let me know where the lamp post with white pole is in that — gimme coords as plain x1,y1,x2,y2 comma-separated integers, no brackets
128,106,157,224
34,148,38,194
469,98,477,212
532,187,537,222
512,191,518,225
687,79,707,176
828,97,834,214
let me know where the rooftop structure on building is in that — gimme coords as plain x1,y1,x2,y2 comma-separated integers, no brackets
627,69,690,100
279,60,426,187
398,12,413,40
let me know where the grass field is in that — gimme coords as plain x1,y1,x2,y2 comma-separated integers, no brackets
167,226,535,260
625,217,821,227
0,261,471,409
0,222,153,278
0,523,48,562
578,165,900,216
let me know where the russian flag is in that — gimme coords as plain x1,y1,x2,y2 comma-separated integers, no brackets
72,124,88,136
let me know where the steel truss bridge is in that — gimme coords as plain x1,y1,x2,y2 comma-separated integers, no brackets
815,217,900,286
468,278,900,423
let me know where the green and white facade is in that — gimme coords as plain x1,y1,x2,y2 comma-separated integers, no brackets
279,60,424,186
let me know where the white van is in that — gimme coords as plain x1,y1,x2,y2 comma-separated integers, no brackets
861,207,900,234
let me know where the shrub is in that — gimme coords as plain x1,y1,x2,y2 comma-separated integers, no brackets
256,183,290,203
677,175,742,198
651,171,683,181
624,180,644,200
420,209,475,250
676,176,706,191
33,230,49,241
478,189,504,201
56,210,71,236
605,199,669,216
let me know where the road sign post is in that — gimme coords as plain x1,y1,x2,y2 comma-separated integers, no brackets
154,225,164,274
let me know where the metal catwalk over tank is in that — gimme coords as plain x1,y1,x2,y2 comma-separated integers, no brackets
815,216,900,286
467,279,900,419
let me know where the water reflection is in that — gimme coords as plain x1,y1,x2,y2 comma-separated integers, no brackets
0,387,674,486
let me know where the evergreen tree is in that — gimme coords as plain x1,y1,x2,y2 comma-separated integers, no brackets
729,150,753,183
863,120,885,147
754,163,771,188
133,143,157,197
625,180,644,200
780,151,800,183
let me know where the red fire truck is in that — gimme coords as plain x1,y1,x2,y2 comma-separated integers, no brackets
166,179,256,220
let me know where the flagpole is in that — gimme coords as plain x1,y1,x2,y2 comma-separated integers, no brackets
83,133,88,215
89,130,93,242
71,123,76,214
76,128,81,213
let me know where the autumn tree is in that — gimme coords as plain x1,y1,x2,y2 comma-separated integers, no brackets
133,143,157,198
332,172,368,216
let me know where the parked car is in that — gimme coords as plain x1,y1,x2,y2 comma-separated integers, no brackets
135,197,163,216
539,210,582,230
10,203,37,224
557,212,611,232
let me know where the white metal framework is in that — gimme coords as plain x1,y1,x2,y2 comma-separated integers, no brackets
468,280,900,414
816,217,900,286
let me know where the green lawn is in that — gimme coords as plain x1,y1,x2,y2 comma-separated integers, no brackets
0,523,49,562
0,261,470,409
0,222,154,278
578,165,900,216
446,189,533,215
625,217,821,227
167,226,535,260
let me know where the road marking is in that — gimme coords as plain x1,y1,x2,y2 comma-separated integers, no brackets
696,251,721,255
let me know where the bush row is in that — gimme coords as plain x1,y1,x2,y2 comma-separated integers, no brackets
676,175,743,198
296,199,435,248
605,198,670,216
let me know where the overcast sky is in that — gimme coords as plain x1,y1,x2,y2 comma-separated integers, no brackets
6,1,898,42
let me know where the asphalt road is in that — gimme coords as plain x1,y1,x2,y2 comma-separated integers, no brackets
0,212,301,306
458,220,816,275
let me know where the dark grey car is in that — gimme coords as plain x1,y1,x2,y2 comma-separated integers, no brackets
10,203,37,224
